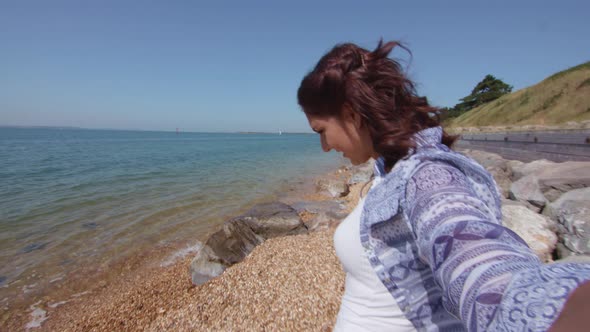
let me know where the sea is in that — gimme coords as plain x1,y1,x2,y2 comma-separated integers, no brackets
0,127,343,312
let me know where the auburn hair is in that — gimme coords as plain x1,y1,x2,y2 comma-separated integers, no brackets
297,40,457,172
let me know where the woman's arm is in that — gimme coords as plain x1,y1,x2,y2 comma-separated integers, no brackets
405,161,590,331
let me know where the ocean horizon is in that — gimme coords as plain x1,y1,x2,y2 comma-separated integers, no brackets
0,125,313,135
0,127,343,307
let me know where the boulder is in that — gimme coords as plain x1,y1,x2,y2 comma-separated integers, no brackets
502,205,557,262
555,243,576,260
543,188,590,256
509,175,547,211
502,196,542,214
240,202,307,239
462,150,506,170
462,150,511,197
316,178,350,198
305,212,343,232
190,202,306,285
501,197,528,208
291,200,348,220
190,245,227,285
206,219,264,265
506,160,524,177
487,167,512,198
291,200,348,232
510,159,555,181
535,162,590,201
557,254,590,264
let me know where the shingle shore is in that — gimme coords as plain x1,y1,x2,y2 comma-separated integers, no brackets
38,230,346,332
34,175,362,331
150,231,345,331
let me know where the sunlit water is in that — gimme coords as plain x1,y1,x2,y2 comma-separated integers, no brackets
0,127,342,308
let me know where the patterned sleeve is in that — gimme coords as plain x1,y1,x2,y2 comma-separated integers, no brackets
405,161,590,331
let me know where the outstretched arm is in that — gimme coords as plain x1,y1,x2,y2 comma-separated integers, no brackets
405,161,590,331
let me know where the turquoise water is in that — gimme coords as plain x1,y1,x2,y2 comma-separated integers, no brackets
0,127,342,300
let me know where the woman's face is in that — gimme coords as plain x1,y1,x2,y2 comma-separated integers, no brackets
305,107,376,165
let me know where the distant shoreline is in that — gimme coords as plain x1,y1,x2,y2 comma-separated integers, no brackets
237,131,313,135
0,125,315,135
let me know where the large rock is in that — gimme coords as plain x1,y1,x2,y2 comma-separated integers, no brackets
509,161,590,209
240,202,308,239
206,219,264,265
557,254,590,264
488,169,512,199
506,160,524,178
535,162,590,201
502,196,542,215
510,160,590,201
501,197,529,208
305,212,343,232
291,200,348,232
510,159,555,181
502,205,557,262
190,245,227,285
316,178,350,198
462,150,512,197
291,200,347,215
190,202,306,285
543,188,590,256
462,149,506,170
509,175,547,211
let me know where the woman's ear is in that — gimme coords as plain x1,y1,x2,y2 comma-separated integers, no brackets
342,105,363,130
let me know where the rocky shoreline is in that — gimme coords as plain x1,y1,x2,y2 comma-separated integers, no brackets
188,163,371,286
9,150,590,331
460,149,590,262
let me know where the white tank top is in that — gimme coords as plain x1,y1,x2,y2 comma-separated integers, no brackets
333,177,416,331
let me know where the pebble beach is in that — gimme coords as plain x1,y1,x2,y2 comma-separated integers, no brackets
4,165,364,331
35,231,347,331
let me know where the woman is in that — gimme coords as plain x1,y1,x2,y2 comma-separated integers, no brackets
297,40,590,331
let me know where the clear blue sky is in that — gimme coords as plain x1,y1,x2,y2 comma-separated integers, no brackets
1,0,588,133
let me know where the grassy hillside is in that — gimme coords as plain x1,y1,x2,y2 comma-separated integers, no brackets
446,61,590,128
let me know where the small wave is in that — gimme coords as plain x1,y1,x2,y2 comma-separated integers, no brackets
160,242,203,267
48,300,70,308
25,301,47,330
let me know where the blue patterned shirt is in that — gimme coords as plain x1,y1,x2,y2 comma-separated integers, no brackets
360,126,590,331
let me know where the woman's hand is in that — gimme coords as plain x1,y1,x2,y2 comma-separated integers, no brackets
548,280,590,332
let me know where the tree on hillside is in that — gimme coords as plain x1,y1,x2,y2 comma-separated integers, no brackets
453,75,513,113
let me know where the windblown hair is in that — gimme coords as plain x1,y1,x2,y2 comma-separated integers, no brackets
297,40,457,171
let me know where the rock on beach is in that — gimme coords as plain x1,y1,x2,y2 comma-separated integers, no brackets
190,202,307,285
461,149,590,262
